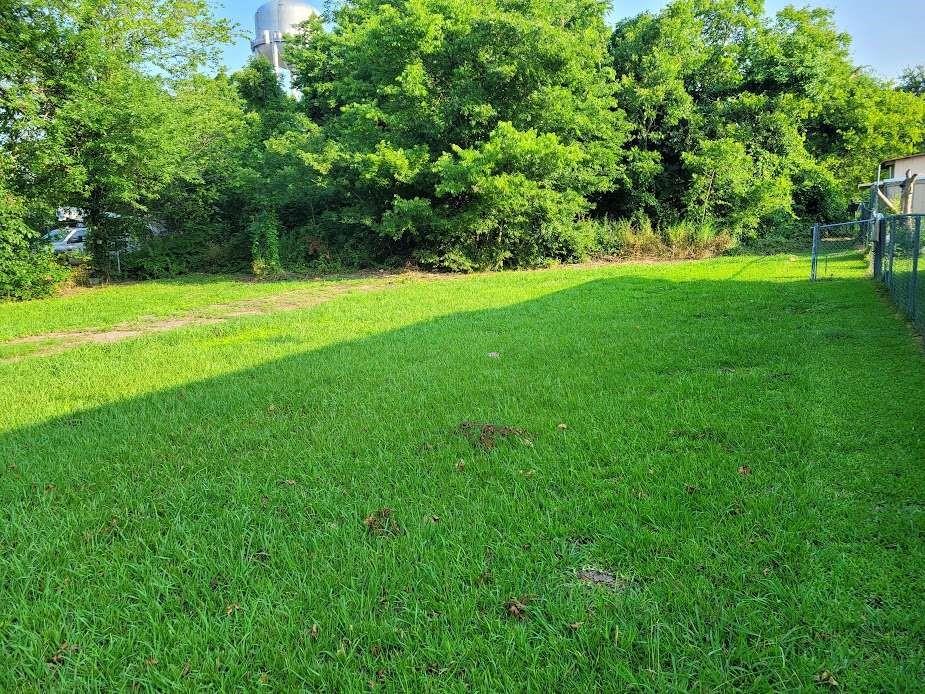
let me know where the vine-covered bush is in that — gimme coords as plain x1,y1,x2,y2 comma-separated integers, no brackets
249,211,283,277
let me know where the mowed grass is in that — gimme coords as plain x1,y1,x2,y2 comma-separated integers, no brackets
0,273,342,342
1,254,923,690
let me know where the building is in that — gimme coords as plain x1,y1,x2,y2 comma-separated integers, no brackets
860,152,925,215
879,152,925,182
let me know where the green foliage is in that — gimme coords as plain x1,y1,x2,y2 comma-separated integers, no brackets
249,211,284,277
5,0,925,293
808,74,925,201
0,156,68,299
0,0,240,293
605,0,925,238
141,74,256,276
283,0,628,269
0,246,69,301
584,215,733,259
233,57,287,111
898,65,925,96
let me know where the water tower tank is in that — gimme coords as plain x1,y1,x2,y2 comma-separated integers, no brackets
251,0,319,72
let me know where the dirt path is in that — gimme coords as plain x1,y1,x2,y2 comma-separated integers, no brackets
3,257,722,364
3,273,438,362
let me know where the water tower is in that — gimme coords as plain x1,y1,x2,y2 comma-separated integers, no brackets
251,0,319,89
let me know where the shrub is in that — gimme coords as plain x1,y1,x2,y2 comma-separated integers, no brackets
662,221,735,259
579,216,734,261
284,0,628,271
0,171,69,300
0,247,70,301
121,247,191,279
249,211,283,277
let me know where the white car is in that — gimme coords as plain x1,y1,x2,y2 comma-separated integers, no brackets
44,226,88,253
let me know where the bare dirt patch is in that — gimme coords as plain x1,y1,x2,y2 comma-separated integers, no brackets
3,273,440,362
457,421,528,450
577,568,627,590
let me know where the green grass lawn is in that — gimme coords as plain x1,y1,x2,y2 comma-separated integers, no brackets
0,273,343,342
1,254,923,690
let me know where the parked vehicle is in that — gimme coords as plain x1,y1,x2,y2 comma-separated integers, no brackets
44,226,88,253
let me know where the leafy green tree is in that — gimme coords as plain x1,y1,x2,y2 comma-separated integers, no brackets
0,0,238,286
282,0,629,269
131,74,253,277
0,1,74,297
606,0,924,237
808,74,925,205
898,65,925,96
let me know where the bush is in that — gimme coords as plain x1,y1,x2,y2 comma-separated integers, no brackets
249,211,283,277
0,172,69,300
284,0,627,271
121,246,191,279
663,221,735,258
0,247,70,301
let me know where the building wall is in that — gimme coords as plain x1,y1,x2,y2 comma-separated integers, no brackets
883,154,925,178
880,179,925,214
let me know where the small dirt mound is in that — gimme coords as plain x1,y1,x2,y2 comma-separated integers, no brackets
363,508,402,536
577,568,627,590
504,597,529,620
458,421,526,450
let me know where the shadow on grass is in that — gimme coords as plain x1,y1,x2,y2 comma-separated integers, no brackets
1,271,923,688
1,272,881,462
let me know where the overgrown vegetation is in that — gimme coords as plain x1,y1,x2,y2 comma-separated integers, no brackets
2,254,923,688
3,0,925,295
604,3,925,235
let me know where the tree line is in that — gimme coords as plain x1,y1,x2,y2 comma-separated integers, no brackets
2,0,924,298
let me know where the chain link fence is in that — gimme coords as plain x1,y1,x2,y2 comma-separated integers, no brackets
810,220,871,280
812,214,923,331
878,215,923,331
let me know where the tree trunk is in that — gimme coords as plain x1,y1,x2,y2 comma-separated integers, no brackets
900,169,919,215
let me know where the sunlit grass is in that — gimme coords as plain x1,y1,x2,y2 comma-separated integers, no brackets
0,274,332,341
1,255,922,690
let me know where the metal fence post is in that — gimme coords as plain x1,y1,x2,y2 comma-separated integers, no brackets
872,218,884,279
911,216,921,322
810,223,820,281
887,219,896,292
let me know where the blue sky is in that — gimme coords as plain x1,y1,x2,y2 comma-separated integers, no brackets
214,0,923,80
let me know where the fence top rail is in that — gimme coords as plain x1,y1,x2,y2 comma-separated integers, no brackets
816,219,869,231
882,213,925,223
816,213,925,232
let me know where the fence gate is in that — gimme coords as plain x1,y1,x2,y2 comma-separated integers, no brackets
811,214,923,331
809,220,870,281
